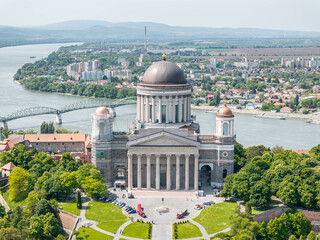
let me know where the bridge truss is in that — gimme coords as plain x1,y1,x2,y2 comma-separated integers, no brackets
0,97,137,123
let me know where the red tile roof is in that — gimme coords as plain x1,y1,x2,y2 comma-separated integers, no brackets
24,134,88,143
1,162,16,170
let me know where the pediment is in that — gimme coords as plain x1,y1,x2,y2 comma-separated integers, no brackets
127,131,200,148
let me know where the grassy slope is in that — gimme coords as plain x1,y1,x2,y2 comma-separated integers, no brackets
122,221,150,239
58,201,80,216
85,201,129,233
193,202,237,234
175,222,202,239
77,227,113,240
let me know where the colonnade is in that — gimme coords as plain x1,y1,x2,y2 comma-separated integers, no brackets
127,153,199,191
136,94,191,123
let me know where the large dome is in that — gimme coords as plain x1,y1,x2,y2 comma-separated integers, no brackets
142,61,187,85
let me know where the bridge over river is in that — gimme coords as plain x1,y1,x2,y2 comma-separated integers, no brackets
0,97,137,128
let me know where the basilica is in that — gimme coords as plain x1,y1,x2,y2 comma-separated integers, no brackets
91,56,236,192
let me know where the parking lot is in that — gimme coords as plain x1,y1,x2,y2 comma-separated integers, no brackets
106,189,225,224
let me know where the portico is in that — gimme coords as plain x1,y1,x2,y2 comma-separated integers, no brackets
127,152,199,191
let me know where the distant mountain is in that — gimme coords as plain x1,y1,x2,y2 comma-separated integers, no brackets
1,20,320,43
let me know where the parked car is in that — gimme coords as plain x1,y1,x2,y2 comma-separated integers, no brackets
139,211,146,218
203,201,215,206
177,209,188,219
194,204,203,210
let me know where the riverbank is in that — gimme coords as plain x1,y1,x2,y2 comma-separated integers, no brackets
191,105,320,121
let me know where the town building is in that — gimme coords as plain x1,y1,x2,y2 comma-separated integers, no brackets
91,56,236,191
0,162,16,177
2,134,91,162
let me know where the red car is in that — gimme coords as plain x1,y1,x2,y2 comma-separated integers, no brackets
137,204,146,218
177,209,188,219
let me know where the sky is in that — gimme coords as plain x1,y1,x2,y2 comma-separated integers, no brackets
1,0,320,32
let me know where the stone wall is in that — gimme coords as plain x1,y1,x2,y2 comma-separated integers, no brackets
0,194,10,213
298,209,320,221
254,206,288,223
57,210,78,236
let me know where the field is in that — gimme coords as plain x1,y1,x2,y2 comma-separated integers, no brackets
77,227,113,240
85,201,130,233
122,221,150,239
175,222,202,239
193,202,238,234
58,202,80,216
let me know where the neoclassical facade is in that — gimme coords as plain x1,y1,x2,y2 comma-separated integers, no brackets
91,57,236,191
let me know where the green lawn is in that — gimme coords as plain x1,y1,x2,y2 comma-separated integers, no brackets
59,202,80,216
85,201,129,233
122,221,150,239
193,202,237,234
175,222,202,239
2,191,28,209
76,227,113,240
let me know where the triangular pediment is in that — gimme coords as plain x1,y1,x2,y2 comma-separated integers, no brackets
127,131,200,148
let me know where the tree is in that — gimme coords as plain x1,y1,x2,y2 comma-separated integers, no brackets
246,145,268,161
40,121,55,134
0,227,21,240
81,177,108,199
300,236,304,240
0,206,5,218
60,171,78,196
76,190,82,209
8,167,30,201
307,231,316,240
35,199,55,216
272,145,284,154
250,180,272,207
56,128,72,133
245,201,252,215
289,236,297,240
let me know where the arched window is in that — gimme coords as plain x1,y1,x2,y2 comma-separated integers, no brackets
223,122,229,136
223,169,227,179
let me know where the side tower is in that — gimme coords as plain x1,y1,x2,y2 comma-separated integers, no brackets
216,105,235,137
213,105,235,186
91,106,113,185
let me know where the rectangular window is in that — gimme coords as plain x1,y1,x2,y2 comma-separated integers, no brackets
175,105,179,122
149,105,152,121
162,105,166,122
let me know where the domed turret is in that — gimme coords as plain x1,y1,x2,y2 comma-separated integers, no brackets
95,106,110,116
142,61,187,85
216,105,234,118
216,105,235,137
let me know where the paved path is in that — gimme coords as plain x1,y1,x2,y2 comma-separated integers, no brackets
152,223,172,240
74,195,231,240
189,219,209,240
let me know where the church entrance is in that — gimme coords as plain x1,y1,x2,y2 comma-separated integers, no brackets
160,173,166,188
200,165,211,191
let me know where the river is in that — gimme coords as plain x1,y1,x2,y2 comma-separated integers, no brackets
0,43,319,150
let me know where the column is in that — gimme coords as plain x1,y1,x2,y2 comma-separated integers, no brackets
188,96,191,121
159,97,162,124
185,154,189,190
194,154,199,190
146,96,150,122
147,154,151,190
128,153,133,190
152,96,155,123
183,96,187,122
176,154,180,190
166,154,171,190
172,96,176,123
137,95,141,120
141,95,145,121
166,97,169,124
137,154,142,189
178,97,182,123
156,155,160,190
